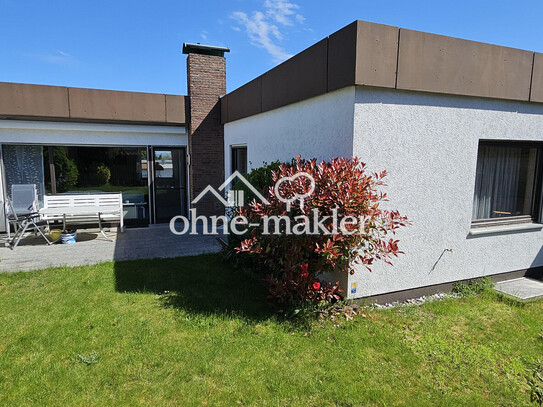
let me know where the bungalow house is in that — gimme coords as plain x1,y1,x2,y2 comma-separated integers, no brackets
221,21,543,301
0,43,228,230
2,20,543,301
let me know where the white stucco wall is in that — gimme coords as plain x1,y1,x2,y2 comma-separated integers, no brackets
224,85,543,299
224,87,356,174
349,87,543,298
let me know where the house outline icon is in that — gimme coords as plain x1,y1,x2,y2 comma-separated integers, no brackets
192,170,270,207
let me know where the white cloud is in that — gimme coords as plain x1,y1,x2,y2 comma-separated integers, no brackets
201,30,208,40
230,0,305,63
24,50,76,65
264,0,302,26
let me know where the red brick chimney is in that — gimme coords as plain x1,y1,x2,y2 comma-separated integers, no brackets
183,43,229,216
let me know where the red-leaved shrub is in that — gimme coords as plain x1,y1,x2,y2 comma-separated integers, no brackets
235,156,408,305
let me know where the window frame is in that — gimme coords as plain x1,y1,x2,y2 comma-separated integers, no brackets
230,144,248,175
471,140,543,228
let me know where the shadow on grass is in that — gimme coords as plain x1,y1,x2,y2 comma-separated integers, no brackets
114,253,277,322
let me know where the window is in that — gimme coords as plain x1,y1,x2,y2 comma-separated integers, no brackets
472,141,542,225
231,146,247,174
41,146,150,227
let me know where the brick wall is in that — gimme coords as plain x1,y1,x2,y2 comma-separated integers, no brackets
186,53,226,216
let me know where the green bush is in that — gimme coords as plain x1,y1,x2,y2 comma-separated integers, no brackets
53,147,79,193
224,160,293,272
453,277,494,296
79,162,111,187
231,160,283,206
90,163,111,186
234,157,408,305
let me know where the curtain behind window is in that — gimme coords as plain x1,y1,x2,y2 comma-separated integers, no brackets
472,145,536,220
2,145,45,205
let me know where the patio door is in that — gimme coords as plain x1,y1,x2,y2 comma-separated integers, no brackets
151,147,187,223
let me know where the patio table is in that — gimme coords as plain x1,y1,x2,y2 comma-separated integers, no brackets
39,205,120,242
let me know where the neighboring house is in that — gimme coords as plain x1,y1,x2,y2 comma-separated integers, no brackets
221,20,543,300
0,43,228,229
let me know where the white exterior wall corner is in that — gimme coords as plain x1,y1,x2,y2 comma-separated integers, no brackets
223,87,356,174
223,87,356,292
350,86,543,299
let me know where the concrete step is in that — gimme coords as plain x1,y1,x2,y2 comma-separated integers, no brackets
494,277,543,302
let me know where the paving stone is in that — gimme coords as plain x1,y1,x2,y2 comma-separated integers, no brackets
495,277,543,302
0,227,222,273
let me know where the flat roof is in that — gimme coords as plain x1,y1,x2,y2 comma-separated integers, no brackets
221,20,543,123
0,82,187,125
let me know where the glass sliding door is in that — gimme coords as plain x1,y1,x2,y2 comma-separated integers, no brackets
152,147,187,223
1,144,188,227
43,146,150,227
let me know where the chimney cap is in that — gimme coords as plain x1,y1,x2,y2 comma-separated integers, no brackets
182,43,230,57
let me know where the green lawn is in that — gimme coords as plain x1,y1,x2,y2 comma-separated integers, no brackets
0,255,541,406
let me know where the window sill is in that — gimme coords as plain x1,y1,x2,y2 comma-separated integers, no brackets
469,222,543,236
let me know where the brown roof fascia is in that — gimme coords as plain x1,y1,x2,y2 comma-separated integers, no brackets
222,20,543,124
0,82,186,125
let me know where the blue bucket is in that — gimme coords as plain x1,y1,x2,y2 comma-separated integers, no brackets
61,231,76,244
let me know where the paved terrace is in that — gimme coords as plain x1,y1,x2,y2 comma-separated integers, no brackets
0,225,222,272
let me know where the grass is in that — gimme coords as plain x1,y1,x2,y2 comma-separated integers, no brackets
0,255,542,406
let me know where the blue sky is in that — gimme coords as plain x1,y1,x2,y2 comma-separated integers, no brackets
1,0,543,95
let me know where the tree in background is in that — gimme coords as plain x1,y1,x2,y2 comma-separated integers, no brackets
53,147,78,193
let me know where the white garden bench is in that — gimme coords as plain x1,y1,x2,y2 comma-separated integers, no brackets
40,193,124,241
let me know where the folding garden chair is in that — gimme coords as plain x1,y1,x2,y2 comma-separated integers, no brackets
6,184,51,249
